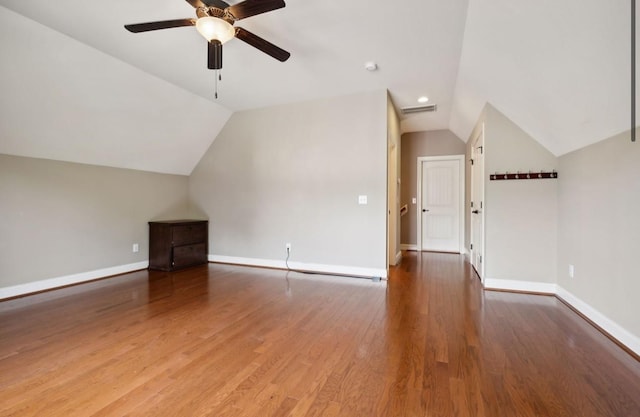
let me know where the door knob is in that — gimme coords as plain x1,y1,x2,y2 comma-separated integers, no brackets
422,209,429,212
472,210,479,214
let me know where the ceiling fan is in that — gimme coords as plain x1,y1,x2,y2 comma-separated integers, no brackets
125,0,290,73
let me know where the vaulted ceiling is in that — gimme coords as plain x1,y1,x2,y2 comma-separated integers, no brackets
0,0,635,174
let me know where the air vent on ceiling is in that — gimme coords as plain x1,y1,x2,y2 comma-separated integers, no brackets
401,104,438,114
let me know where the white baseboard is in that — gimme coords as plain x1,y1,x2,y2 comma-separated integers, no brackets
557,286,640,357
394,251,402,265
0,261,149,300
209,255,387,280
483,278,557,294
399,245,468,255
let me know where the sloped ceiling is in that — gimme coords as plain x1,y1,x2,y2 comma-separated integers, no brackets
0,0,636,174
450,0,635,155
0,7,231,175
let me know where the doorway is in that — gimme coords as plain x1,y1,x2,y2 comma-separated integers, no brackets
470,127,485,280
416,155,465,253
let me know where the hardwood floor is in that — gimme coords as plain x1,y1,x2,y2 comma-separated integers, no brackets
1,252,639,416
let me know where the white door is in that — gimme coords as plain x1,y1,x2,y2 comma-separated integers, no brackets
470,129,485,279
420,158,462,253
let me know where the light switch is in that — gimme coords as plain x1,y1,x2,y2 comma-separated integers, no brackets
358,195,368,205
412,198,417,204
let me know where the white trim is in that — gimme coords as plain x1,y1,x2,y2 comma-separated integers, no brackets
416,155,465,254
209,255,388,280
395,251,402,265
400,244,418,251
557,286,640,356
469,125,485,282
0,261,148,300
483,278,557,294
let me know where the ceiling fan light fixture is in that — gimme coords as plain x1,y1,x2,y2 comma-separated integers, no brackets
196,16,235,43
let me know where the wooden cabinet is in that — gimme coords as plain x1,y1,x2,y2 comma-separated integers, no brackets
148,220,208,271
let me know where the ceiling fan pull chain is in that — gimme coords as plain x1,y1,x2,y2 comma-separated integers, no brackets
214,69,219,99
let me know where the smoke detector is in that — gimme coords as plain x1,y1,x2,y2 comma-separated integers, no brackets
364,62,378,71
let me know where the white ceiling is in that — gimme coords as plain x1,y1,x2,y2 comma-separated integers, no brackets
0,0,636,174
451,0,634,155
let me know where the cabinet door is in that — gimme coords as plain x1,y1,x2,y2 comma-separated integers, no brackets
172,243,207,269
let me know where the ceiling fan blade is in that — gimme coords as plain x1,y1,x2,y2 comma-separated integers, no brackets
203,0,231,8
187,0,230,9
227,0,285,20
235,27,290,62
185,0,207,7
125,19,196,33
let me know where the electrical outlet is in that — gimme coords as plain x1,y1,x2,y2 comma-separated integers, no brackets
132,243,139,253
286,243,291,252
569,264,574,278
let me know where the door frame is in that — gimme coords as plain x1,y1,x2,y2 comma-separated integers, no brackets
387,138,400,267
416,154,465,253
469,126,485,281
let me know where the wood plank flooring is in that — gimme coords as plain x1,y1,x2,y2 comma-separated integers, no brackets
1,252,639,416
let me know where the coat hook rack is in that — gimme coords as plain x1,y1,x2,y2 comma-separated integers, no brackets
490,170,558,181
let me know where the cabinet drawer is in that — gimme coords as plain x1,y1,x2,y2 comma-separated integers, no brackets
172,243,207,269
172,224,207,246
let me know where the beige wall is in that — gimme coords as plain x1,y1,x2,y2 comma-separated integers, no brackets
0,90,389,291
482,105,558,284
466,104,639,350
0,154,190,287
189,90,388,274
400,130,466,245
557,129,640,339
